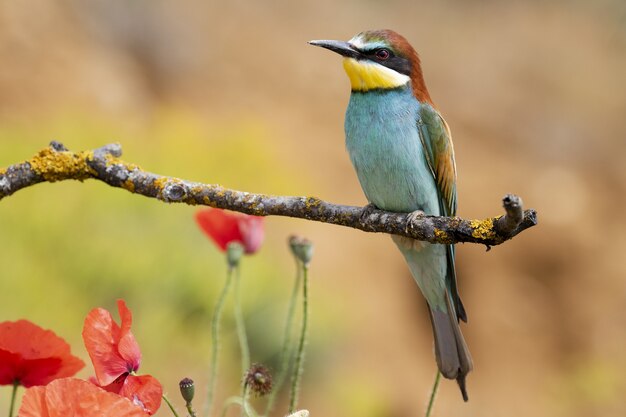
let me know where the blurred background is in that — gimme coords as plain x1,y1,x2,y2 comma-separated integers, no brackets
1,1,625,416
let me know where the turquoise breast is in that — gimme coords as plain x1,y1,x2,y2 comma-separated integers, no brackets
344,86,440,215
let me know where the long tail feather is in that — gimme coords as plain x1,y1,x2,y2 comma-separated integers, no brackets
428,291,473,401
391,236,472,401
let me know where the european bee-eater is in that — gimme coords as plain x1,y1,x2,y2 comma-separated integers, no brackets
310,29,472,401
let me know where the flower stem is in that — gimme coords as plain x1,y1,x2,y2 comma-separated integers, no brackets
163,394,182,417
8,381,18,417
220,396,258,417
241,384,249,417
264,261,302,416
288,263,309,413
220,396,244,417
233,264,250,375
186,402,198,417
425,371,441,417
205,266,235,417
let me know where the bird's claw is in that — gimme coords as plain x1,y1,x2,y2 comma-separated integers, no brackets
359,203,379,226
405,209,425,233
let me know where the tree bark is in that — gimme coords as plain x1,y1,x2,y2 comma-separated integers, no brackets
0,142,537,247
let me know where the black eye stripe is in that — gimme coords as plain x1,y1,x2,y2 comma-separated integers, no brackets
352,46,412,76
375,56,411,76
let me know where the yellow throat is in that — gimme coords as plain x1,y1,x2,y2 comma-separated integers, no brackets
342,58,410,91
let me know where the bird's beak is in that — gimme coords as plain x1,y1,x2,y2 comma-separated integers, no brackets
308,39,360,59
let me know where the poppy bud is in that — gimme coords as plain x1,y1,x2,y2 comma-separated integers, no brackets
179,377,195,404
226,241,244,268
288,236,314,266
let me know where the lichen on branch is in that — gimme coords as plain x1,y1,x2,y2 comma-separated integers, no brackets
0,142,537,246
29,146,96,182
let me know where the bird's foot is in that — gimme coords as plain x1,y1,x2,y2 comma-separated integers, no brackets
405,209,425,233
359,203,379,227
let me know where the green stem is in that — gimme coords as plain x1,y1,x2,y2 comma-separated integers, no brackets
220,396,244,417
204,266,235,417
8,381,18,417
233,264,250,375
425,371,441,417
219,396,258,417
264,261,302,416
241,384,249,417
288,264,309,413
186,401,197,417
163,394,182,417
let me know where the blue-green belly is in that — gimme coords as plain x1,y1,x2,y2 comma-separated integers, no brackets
344,87,440,216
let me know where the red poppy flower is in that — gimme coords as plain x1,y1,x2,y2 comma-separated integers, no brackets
82,300,162,415
19,377,150,417
0,320,84,387
98,374,162,415
195,208,264,254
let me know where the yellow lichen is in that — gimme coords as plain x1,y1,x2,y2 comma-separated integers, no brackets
434,228,451,243
190,185,204,195
29,147,95,182
152,177,170,191
470,218,496,240
0,167,6,176
122,179,135,192
104,154,141,172
305,196,321,208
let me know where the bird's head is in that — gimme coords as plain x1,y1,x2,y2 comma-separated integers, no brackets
309,29,432,103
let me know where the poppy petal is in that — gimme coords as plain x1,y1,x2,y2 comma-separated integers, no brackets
116,300,141,372
82,306,130,385
237,215,265,254
0,320,84,387
17,385,47,417
120,374,163,415
12,357,62,388
0,349,21,385
19,378,150,417
95,374,125,394
195,208,243,251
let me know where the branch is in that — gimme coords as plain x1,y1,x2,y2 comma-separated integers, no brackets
0,142,537,246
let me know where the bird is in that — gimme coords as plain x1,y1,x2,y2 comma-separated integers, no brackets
309,29,472,401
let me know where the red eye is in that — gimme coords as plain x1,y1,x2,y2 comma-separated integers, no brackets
375,49,390,60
